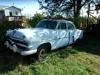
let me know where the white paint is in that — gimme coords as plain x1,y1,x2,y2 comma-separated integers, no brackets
4,6,21,16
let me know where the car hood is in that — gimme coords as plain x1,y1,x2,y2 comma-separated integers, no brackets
7,28,53,42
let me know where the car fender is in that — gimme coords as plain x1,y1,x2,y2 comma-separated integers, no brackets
74,29,83,41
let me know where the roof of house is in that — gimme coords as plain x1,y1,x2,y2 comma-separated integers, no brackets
0,5,21,11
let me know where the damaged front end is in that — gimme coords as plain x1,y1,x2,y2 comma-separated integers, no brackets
4,29,37,56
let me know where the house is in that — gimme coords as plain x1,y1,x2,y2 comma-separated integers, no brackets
0,5,21,16
0,5,26,26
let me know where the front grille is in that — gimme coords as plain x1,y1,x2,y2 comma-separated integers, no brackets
7,37,29,51
9,37,29,46
16,44,28,50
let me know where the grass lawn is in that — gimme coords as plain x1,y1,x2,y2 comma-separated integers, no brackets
0,36,100,75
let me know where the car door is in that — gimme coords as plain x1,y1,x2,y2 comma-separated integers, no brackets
67,22,76,44
53,22,69,49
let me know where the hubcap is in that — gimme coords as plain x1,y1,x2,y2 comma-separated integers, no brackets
39,49,47,60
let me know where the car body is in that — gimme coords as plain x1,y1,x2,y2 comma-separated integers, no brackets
4,19,83,56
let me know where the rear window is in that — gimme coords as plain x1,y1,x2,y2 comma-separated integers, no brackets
67,22,75,30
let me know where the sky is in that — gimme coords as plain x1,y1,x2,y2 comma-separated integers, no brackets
0,0,99,18
0,0,42,17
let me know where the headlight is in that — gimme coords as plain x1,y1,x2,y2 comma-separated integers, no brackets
6,30,12,36
22,35,25,39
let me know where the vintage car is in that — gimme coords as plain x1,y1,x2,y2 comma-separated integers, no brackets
4,19,83,60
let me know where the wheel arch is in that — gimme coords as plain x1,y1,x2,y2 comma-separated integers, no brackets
37,42,51,52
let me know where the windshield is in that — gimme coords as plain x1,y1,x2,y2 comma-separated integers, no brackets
36,20,57,29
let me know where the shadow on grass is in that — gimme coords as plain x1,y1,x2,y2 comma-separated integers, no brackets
0,46,77,74
0,47,36,74
72,35,100,56
49,45,79,59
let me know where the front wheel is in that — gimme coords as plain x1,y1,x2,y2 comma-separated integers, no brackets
37,47,48,61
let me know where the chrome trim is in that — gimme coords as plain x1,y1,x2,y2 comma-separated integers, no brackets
21,49,37,56
17,43,28,48
5,41,37,56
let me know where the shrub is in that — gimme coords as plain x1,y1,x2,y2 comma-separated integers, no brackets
27,13,45,27
0,20,23,49
74,16,97,30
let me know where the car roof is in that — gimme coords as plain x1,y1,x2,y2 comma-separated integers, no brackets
41,19,73,24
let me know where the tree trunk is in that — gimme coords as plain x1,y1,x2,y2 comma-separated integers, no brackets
73,0,82,28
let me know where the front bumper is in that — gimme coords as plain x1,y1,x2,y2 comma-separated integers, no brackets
4,40,37,56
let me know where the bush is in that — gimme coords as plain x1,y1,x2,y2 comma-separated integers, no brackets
74,16,97,30
0,20,24,49
27,13,45,27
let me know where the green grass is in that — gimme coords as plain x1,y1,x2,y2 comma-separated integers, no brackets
0,36,100,75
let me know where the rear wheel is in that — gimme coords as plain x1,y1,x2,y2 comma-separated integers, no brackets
72,36,75,43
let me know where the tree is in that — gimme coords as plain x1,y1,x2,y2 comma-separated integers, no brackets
38,0,93,24
27,13,44,27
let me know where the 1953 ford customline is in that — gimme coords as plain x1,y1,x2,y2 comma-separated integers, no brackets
4,19,83,60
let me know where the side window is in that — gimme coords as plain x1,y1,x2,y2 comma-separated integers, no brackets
58,22,66,29
67,23,75,30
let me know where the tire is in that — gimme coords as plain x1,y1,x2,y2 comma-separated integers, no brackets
71,36,75,45
72,36,75,43
37,46,48,61
75,38,82,45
